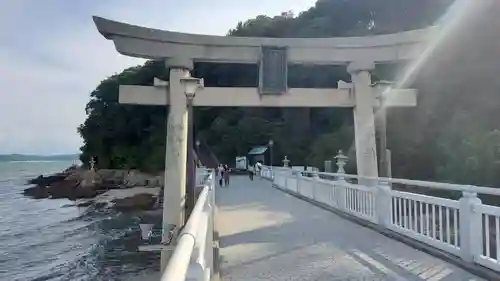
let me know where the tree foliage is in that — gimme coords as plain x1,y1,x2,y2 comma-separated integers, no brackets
79,0,500,187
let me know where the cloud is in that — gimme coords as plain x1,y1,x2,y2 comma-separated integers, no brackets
0,0,315,154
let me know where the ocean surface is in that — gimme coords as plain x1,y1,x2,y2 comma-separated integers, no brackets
0,161,159,281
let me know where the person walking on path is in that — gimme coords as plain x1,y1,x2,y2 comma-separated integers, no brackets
248,165,254,181
217,164,225,187
223,165,230,187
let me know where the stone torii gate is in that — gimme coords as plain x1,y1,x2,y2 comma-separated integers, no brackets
93,16,432,271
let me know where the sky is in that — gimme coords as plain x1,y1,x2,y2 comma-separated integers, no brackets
0,0,316,155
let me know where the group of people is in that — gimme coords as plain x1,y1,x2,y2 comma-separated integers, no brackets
216,162,262,187
217,164,231,187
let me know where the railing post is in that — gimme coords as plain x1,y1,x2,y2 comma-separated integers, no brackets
264,166,272,181
295,170,302,194
312,172,319,200
277,170,283,189
375,181,392,226
334,150,348,211
288,170,293,190
335,180,347,211
459,190,482,263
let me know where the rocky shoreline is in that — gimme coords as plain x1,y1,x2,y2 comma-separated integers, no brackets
23,165,163,211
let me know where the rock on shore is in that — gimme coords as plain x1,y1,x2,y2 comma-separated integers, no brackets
23,167,163,211
76,187,160,211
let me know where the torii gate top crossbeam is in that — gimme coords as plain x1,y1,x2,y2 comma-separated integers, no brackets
93,16,437,64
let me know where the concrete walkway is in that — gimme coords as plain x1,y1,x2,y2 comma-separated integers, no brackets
216,176,483,281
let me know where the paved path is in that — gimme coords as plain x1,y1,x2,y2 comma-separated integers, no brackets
216,176,483,281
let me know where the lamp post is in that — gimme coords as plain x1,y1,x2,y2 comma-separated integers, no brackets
180,76,204,221
268,139,274,167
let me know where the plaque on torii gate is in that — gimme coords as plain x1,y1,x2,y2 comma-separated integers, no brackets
259,46,288,95
92,16,430,271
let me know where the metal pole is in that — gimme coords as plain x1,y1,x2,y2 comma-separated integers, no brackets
185,99,196,222
270,145,273,168
268,140,274,170
196,141,200,167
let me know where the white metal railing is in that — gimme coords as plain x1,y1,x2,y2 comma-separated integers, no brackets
259,165,500,272
196,168,211,185
390,190,461,256
161,169,215,281
478,204,500,271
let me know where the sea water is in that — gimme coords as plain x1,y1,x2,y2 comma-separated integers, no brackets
0,161,159,281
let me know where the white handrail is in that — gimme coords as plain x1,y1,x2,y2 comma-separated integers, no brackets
161,171,214,281
259,165,500,273
294,168,500,196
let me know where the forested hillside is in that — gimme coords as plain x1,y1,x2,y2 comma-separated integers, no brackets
78,0,500,187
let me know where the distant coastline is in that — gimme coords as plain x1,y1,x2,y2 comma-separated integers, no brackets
0,154,79,162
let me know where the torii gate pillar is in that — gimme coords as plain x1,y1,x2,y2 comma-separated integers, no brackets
348,61,379,182
160,58,193,271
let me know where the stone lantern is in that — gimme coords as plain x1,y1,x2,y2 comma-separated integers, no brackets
282,156,290,167
334,150,348,174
